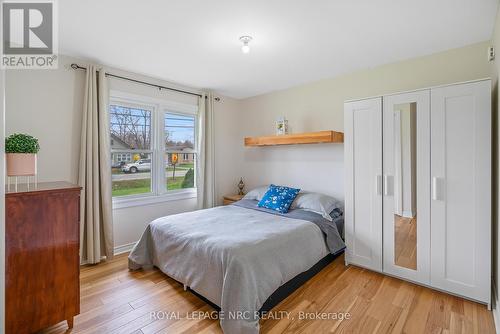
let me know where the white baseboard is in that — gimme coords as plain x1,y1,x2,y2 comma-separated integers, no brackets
114,241,137,255
80,242,137,265
493,282,500,333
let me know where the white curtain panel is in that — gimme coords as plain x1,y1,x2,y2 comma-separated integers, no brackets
196,92,216,209
78,65,114,264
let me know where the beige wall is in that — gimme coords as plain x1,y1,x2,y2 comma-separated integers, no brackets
213,95,245,199
4,55,239,249
490,3,500,326
5,56,85,183
234,42,491,200
5,41,493,254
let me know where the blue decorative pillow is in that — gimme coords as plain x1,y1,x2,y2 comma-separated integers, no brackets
257,184,301,213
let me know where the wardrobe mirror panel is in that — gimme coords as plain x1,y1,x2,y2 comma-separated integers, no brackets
393,102,417,270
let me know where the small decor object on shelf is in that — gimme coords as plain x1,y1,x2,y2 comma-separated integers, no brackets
5,133,40,190
238,177,245,195
275,116,289,136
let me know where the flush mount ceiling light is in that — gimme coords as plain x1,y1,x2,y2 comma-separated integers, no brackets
239,36,252,54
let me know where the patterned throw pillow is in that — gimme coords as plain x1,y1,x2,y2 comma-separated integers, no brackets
257,184,301,213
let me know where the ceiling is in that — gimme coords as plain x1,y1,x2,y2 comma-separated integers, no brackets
60,0,498,99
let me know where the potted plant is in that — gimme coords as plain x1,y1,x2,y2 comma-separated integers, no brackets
5,133,40,176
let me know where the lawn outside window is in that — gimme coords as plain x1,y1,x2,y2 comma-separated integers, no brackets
109,91,198,209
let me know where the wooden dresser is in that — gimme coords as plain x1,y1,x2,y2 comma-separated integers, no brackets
6,181,81,334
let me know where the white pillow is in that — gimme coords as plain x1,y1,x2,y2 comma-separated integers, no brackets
243,185,270,201
291,192,343,221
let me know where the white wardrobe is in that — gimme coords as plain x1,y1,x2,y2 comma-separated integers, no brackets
344,79,491,306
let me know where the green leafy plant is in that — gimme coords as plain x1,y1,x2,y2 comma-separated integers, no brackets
5,133,40,154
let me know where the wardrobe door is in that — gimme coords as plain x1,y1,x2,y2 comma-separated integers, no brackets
430,80,491,304
344,97,383,271
382,90,430,284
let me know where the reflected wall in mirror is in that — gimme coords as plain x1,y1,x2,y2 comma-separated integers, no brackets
393,102,417,270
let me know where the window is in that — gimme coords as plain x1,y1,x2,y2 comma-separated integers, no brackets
110,104,152,197
109,93,198,203
165,113,196,190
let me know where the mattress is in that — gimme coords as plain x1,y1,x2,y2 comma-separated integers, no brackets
128,200,344,333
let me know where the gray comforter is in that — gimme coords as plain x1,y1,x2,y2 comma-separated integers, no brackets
128,200,345,334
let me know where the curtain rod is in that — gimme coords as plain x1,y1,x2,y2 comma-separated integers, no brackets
70,63,209,99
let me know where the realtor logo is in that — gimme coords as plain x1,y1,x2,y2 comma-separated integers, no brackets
2,0,58,69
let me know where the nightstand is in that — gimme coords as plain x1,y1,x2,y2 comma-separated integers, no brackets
223,194,244,205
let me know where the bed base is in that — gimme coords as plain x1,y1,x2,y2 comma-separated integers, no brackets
186,251,342,315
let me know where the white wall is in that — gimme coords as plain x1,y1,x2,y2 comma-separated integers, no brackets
108,76,242,247
234,42,491,201
5,55,239,250
113,197,198,251
5,57,85,183
213,95,244,201
489,4,500,329
5,41,493,254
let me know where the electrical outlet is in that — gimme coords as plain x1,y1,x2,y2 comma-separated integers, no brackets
488,46,495,61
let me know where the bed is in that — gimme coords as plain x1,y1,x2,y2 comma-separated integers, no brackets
128,198,345,334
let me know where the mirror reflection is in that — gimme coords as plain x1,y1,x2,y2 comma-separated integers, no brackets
393,102,417,270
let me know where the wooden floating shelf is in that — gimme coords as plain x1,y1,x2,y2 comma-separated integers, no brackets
244,130,344,147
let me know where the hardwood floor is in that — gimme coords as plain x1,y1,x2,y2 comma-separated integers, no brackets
394,214,417,270
40,253,495,334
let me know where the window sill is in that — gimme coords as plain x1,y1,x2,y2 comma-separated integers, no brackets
112,189,197,210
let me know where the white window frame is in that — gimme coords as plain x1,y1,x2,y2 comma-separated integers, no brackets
110,91,198,209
